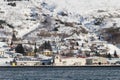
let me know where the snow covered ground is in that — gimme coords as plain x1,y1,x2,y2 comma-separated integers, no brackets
107,44,120,55
37,0,120,14
1,0,120,36
0,0,120,55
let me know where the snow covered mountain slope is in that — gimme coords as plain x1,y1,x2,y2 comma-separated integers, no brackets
1,0,120,35
39,0,120,14
1,0,120,54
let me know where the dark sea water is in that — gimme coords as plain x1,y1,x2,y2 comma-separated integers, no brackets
0,67,120,80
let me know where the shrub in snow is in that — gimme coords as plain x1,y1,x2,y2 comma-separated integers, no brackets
94,18,104,25
15,44,25,55
7,3,16,7
53,27,58,31
114,50,119,58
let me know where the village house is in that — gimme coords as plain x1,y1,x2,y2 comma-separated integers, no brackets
80,47,91,56
90,41,108,55
51,42,59,54
90,40,107,46
86,57,108,65
107,58,120,65
13,57,41,66
0,49,5,57
42,49,53,56
54,55,86,66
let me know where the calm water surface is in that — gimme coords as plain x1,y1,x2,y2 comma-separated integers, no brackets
0,67,120,80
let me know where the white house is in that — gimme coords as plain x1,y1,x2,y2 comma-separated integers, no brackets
86,57,108,65
54,55,86,66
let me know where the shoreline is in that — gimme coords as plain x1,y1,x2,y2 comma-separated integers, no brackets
0,65,120,68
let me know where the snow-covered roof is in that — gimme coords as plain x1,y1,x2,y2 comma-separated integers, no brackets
0,42,8,48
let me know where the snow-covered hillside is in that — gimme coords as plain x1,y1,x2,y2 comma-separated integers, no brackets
1,0,120,55
39,0,120,14
1,0,120,34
